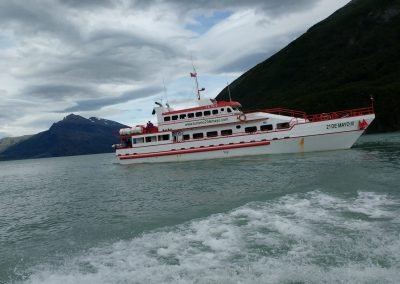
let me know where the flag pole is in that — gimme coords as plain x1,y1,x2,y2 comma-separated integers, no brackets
191,57,201,100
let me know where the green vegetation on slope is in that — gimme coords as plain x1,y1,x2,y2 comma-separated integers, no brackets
217,0,400,132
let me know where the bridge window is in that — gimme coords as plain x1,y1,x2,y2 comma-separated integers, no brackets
260,124,273,131
172,115,178,121
193,133,204,139
221,129,233,136
204,110,211,116
227,108,232,113
188,113,194,118
183,134,190,140
277,122,290,129
245,126,257,133
207,131,218,138
212,109,218,115
180,114,186,119
196,112,203,117
164,116,170,122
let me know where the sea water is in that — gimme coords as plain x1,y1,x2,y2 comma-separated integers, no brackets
0,133,399,283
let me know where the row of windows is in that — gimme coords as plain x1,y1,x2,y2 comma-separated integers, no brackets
164,107,240,122
183,124,277,140
184,129,234,140
131,122,289,144
133,134,170,144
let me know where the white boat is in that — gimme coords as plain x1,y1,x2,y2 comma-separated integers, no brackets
114,74,375,164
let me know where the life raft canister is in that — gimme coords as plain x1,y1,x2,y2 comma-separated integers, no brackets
358,119,368,130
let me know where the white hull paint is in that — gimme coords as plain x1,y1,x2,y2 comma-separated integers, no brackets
117,114,374,164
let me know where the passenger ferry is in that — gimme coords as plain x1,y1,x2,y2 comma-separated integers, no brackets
114,74,375,164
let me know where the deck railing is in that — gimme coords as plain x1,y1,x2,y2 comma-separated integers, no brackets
256,106,374,122
306,106,374,122
260,108,308,119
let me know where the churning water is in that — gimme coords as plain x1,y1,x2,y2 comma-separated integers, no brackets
0,133,399,283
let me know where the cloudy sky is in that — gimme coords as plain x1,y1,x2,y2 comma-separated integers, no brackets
0,0,350,138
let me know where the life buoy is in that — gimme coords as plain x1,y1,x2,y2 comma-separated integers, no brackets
238,114,246,121
358,119,368,130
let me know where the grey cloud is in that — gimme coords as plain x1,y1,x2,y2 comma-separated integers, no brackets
131,0,319,16
0,1,80,41
59,0,117,9
63,86,163,112
21,30,183,84
22,84,98,100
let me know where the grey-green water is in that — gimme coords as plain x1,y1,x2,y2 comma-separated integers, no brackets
0,133,399,283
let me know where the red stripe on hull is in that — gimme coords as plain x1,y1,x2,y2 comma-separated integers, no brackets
119,140,270,160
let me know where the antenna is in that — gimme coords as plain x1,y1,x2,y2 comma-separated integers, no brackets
163,79,168,105
227,81,232,102
190,56,203,100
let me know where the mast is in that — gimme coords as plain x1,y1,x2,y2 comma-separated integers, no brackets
190,58,204,100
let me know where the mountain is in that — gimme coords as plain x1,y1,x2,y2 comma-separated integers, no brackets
0,135,32,153
0,114,128,160
216,0,400,132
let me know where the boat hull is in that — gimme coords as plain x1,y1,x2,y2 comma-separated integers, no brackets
116,114,374,164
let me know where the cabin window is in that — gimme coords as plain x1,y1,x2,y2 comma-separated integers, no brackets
183,134,190,140
260,124,273,131
204,110,211,116
164,116,170,122
227,108,232,113
277,122,290,129
172,115,178,121
133,137,144,144
220,108,225,112
124,138,132,147
221,129,233,136
236,125,241,129
145,136,157,143
196,112,203,117
212,109,218,115
207,131,218,138
158,134,170,141
188,113,194,118
193,133,204,139
179,114,187,119
245,126,257,133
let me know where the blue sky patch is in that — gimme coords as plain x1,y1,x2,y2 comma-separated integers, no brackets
186,10,232,35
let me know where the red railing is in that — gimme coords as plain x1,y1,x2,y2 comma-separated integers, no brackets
306,106,374,122
254,106,374,123
259,108,308,119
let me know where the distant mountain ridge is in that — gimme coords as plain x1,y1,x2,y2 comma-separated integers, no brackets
216,0,400,132
0,114,128,160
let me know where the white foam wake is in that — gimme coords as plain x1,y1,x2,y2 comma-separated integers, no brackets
23,191,400,284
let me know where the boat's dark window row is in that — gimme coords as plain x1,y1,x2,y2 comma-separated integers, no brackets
129,123,276,145
276,122,290,129
183,124,273,140
133,134,170,144
163,107,239,122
